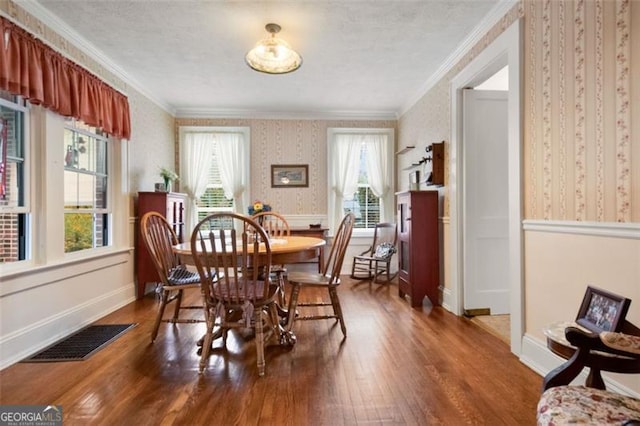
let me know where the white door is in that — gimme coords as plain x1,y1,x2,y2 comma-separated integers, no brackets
462,89,510,314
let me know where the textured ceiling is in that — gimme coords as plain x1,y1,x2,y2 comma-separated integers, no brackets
27,0,502,118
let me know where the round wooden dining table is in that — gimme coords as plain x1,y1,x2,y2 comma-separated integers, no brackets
172,235,326,267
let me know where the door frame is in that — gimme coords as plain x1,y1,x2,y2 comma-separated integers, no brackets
449,19,523,355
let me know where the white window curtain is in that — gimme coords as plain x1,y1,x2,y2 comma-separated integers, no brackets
215,132,248,216
330,134,362,232
364,134,393,223
180,132,216,234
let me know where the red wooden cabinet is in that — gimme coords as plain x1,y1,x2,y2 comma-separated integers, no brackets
135,191,187,299
396,190,440,307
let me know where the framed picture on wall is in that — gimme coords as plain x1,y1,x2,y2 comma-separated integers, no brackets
575,286,631,333
271,164,309,188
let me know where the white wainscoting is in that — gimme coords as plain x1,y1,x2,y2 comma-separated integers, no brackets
519,220,640,397
0,250,135,370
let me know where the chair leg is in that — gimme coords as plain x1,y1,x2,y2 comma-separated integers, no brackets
277,272,287,307
151,290,170,342
255,308,266,376
328,286,346,337
267,303,280,335
371,260,380,282
201,295,210,324
199,313,215,374
285,284,301,333
172,289,184,320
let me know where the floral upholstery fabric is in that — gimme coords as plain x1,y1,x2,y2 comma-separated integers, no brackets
373,242,396,259
537,386,640,425
600,332,640,355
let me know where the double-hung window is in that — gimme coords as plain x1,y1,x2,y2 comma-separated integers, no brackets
179,127,250,232
327,128,394,234
0,92,29,263
63,118,110,253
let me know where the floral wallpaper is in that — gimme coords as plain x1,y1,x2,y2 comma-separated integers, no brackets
399,0,638,223
524,0,638,222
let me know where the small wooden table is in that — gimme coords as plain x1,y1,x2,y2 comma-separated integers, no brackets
543,321,640,390
290,226,328,238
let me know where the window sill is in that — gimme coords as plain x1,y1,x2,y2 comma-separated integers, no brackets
0,247,134,297
351,228,375,237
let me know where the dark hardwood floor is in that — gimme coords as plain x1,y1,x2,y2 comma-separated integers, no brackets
0,276,542,425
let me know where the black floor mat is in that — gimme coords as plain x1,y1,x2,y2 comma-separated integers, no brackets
22,324,136,362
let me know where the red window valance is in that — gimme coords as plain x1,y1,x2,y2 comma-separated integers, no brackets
0,16,131,140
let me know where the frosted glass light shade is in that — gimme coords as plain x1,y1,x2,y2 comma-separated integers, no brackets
245,23,302,74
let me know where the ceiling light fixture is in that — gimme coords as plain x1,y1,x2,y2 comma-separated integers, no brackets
245,23,302,74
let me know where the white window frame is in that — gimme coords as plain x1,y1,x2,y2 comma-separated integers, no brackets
327,127,395,236
0,105,128,277
63,118,111,255
0,95,31,264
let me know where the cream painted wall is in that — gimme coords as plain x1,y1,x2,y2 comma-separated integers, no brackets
174,118,397,216
524,227,640,392
525,230,640,342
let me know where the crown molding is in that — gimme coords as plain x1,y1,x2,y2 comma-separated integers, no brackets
16,0,175,115
398,0,518,117
174,108,398,121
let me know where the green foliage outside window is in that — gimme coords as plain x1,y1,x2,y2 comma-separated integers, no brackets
64,212,93,252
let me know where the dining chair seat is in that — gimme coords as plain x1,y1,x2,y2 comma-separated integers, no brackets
167,266,200,285
286,271,333,286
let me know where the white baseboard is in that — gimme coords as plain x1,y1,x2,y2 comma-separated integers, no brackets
440,285,454,313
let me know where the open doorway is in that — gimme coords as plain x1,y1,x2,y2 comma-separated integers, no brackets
449,20,523,355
